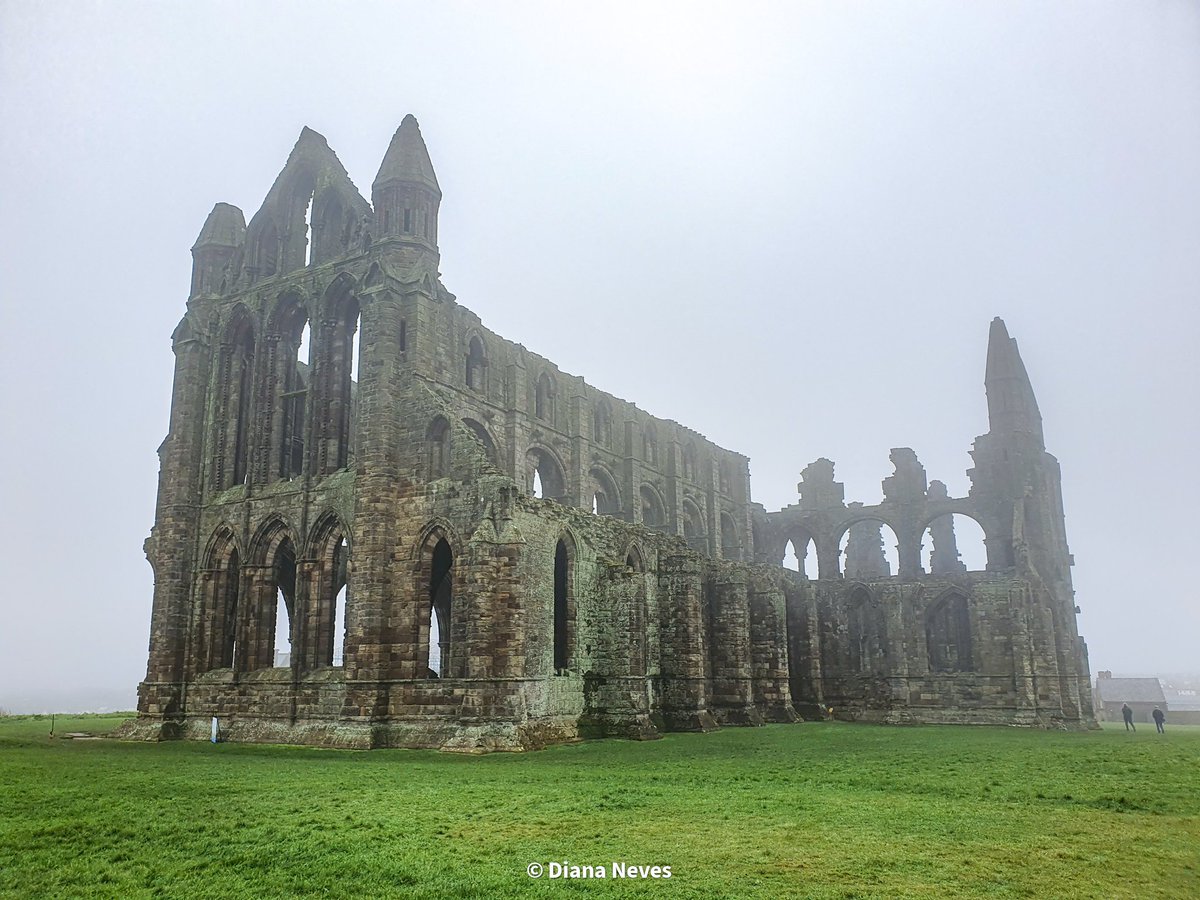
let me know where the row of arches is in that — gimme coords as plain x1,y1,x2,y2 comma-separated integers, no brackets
778,513,988,579
415,524,587,678
422,414,747,555
212,277,379,490
458,335,736,491
198,513,350,675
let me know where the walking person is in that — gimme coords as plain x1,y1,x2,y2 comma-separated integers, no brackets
1121,702,1136,731
1152,706,1165,734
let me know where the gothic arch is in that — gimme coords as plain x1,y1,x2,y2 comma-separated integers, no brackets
214,307,257,489
592,399,614,448
465,333,488,392
639,483,666,529
588,462,621,515
526,445,567,501
845,585,885,676
926,589,973,673
414,522,460,678
198,524,242,673
302,511,351,669
535,370,556,421
681,497,705,551
267,290,312,481
426,416,451,479
552,529,578,674
720,510,741,560
642,422,659,465
312,274,360,473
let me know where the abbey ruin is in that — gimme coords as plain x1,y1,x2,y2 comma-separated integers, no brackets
124,117,1097,750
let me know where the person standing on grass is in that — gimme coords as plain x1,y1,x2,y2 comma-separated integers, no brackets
1152,706,1165,734
1122,703,1136,731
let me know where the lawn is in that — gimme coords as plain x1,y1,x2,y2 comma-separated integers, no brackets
0,715,1196,898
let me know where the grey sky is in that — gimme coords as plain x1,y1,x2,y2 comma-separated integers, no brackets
1,1,1196,712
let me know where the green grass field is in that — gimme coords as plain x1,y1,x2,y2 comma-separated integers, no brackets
1,715,1196,899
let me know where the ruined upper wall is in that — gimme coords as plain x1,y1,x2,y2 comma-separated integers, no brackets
179,119,756,559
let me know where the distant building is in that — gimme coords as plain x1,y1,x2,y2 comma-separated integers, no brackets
1094,671,1166,723
1161,684,1200,725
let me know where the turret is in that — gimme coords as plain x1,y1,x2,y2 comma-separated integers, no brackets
190,203,245,297
984,316,1044,447
372,114,441,251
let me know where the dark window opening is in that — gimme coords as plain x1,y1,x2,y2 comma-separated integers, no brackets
428,538,453,678
466,336,486,390
553,540,569,672
927,593,973,673
403,208,412,233
427,417,450,478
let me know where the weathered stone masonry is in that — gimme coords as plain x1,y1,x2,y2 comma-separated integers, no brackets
123,117,1095,750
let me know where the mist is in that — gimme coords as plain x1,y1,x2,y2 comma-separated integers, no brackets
1,1,1196,712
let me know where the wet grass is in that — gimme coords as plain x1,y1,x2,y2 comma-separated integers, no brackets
0,716,1196,898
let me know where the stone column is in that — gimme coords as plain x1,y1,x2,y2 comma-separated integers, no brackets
656,552,717,731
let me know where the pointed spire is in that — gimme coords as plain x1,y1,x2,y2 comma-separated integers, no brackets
191,202,245,251
373,115,440,195
984,317,1043,444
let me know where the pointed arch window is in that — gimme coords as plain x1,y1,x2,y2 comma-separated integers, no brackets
535,372,556,422
927,592,973,673
466,336,487,391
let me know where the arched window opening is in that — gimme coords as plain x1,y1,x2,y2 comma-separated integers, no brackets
462,418,497,465
839,519,900,579
593,402,613,448
682,443,698,481
350,311,362,383
202,531,241,673
626,545,648,677
426,416,450,479
219,316,256,489
718,459,731,493
317,287,360,475
589,466,620,516
535,372,555,421
526,447,566,502
640,485,665,529
781,532,817,578
466,336,486,391
682,499,705,552
280,316,310,479
333,571,348,672
263,536,297,671
553,539,571,673
927,592,973,672
642,424,658,465
303,193,314,267
273,588,292,667
921,514,987,575
846,587,884,675
399,319,407,353
427,538,452,678
256,221,280,277
720,512,740,561
783,540,799,570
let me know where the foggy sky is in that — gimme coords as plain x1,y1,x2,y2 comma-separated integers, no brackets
1,1,1196,712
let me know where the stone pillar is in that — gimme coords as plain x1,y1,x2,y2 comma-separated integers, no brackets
656,552,717,731
706,568,761,725
749,575,799,722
